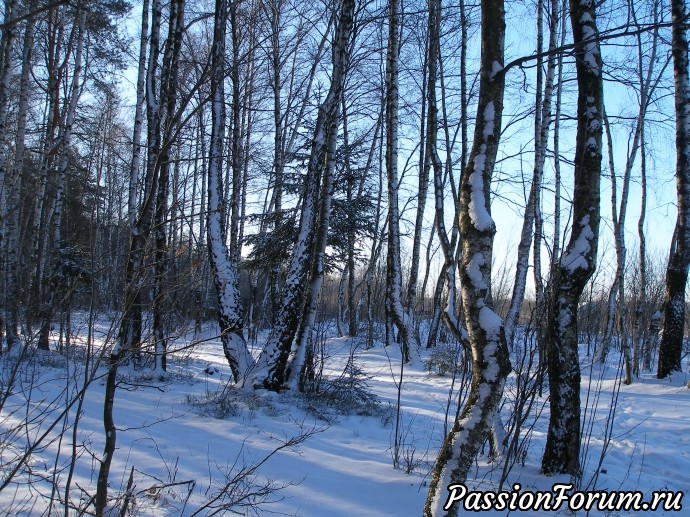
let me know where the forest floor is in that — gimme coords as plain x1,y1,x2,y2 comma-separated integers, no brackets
1,315,688,516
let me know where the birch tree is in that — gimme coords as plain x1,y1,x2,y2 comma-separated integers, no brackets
595,1,661,386
37,8,86,350
542,0,603,476
657,0,690,379
385,0,418,364
252,0,355,391
97,0,185,509
424,0,511,511
151,0,185,373
207,0,254,383
0,0,16,259
3,15,32,351
504,0,559,348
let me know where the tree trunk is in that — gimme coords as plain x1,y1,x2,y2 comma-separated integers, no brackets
657,0,690,379
252,0,355,390
4,17,33,351
504,0,559,348
542,0,603,476
207,0,254,383
424,0,511,512
385,0,417,364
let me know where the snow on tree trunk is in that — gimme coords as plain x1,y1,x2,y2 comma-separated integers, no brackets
288,123,340,389
385,0,419,365
542,0,603,476
206,0,254,383
657,0,690,379
424,0,511,513
152,0,185,374
116,0,163,361
252,0,355,391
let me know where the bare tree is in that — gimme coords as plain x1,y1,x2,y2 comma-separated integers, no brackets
385,0,418,364
207,0,254,383
424,0,511,512
252,0,355,391
504,0,559,348
542,0,603,476
4,16,34,351
657,0,690,379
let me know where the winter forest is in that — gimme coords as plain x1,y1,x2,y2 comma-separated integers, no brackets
1,0,689,514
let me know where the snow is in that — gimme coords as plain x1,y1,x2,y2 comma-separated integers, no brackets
1,316,689,516
490,61,503,81
466,252,488,291
468,101,497,232
483,102,495,139
479,307,502,343
579,11,600,75
561,215,595,271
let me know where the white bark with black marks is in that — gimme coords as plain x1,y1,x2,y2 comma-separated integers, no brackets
252,0,355,391
385,0,419,365
425,0,511,513
207,0,254,383
542,0,603,476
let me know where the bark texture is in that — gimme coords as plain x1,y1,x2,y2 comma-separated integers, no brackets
385,0,417,364
207,0,254,382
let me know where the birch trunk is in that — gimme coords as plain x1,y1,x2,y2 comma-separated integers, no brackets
542,0,603,476
117,0,161,359
31,9,85,350
29,6,65,347
129,0,148,232
657,0,690,379
342,99,358,336
252,0,354,390
4,17,32,351
49,10,85,250
424,0,511,512
0,0,16,235
426,0,467,348
152,0,185,373
207,0,254,382
504,0,558,348
636,119,649,372
407,35,429,313
385,0,418,364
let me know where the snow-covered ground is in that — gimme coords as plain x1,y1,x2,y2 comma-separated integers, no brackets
1,316,688,516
